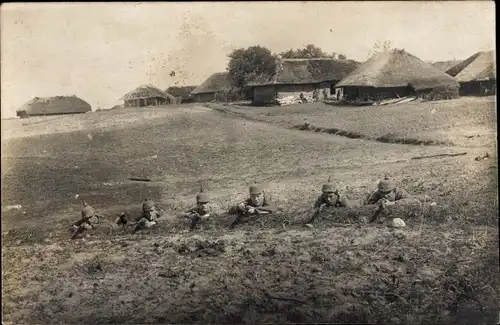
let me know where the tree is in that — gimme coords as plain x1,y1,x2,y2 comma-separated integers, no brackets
338,54,347,60
280,44,330,59
227,46,277,90
367,40,393,58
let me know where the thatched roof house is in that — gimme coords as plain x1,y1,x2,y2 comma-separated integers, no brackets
191,73,233,102
165,86,197,103
445,51,494,79
16,95,91,118
120,85,176,107
445,51,495,96
432,60,463,72
335,49,460,102
246,58,360,104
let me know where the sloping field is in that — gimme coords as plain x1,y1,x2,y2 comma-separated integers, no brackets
214,96,496,148
1,104,498,324
3,108,478,231
1,104,210,141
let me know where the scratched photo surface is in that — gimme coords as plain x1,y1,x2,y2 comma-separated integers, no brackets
1,2,497,324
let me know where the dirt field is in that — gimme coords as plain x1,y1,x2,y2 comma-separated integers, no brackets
212,96,497,148
2,98,498,324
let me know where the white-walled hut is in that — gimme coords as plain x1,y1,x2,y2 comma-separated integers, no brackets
16,95,91,118
445,51,496,96
335,49,461,102
246,58,360,105
121,85,176,108
190,72,233,102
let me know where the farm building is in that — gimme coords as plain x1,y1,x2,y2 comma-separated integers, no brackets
431,60,463,72
246,58,361,105
445,51,496,96
120,85,176,108
165,86,197,104
16,95,91,118
191,72,233,102
335,49,461,102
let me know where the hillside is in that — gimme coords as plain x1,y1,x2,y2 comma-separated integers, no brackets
1,100,498,324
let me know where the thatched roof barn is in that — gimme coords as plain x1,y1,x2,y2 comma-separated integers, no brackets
445,51,495,96
165,86,197,104
246,58,360,105
191,73,233,102
335,49,460,102
16,95,91,118
432,60,463,72
120,85,176,108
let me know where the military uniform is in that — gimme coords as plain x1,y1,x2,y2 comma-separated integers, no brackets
71,203,102,239
366,179,418,206
235,185,277,215
134,199,162,232
314,183,357,209
185,191,218,230
229,185,277,227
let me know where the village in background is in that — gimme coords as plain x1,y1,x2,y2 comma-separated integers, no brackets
11,41,496,118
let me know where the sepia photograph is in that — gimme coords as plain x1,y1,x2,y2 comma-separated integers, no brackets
1,1,497,324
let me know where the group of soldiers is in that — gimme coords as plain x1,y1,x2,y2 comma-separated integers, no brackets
70,177,424,239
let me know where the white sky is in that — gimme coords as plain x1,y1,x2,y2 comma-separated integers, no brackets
1,1,495,117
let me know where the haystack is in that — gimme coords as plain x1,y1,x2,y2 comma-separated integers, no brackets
335,49,460,102
191,73,233,102
247,58,360,105
120,85,176,107
445,51,495,96
16,95,91,118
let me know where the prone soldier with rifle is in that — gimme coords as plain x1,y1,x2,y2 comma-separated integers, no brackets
184,188,217,231
70,202,105,239
367,177,418,223
230,185,277,228
306,178,358,225
131,199,163,233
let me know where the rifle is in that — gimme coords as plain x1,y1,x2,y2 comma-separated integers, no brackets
230,205,255,228
71,214,104,239
305,206,323,225
370,200,388,223
189,212,201,230
230,211,245,229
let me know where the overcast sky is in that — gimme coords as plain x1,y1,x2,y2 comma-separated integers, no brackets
1,1,495,117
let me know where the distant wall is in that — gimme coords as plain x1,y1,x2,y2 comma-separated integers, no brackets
459,80,496,96
276,83,331,100
124,97,170,107
338,86,416,101
253,82,334,104
16,111,87,119
193,92,216,103
253,86,276,104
